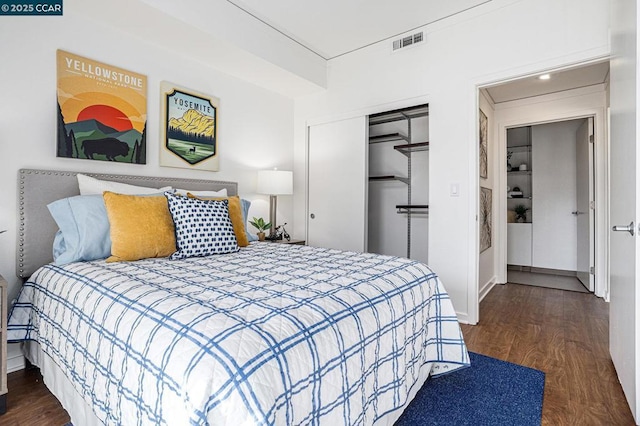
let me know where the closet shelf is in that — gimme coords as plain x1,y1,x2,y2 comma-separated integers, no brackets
507,170,532,175
394,142,429,156
369,105,429,125
507,144,532,152
369,175,409,185
507,196,532,200
369,133,410,144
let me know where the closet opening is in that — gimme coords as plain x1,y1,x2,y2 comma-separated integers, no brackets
367,104,429,263
506,118,595,293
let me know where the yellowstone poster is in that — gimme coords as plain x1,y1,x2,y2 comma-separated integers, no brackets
160,81,219,171
57,50,147,164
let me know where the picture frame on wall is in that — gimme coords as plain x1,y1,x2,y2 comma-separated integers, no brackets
479,109,488,179
56,49,147,164
480,186,492,253
160,81,219,171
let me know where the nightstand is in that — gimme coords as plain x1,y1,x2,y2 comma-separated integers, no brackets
0,275,6,415
270,239,305,245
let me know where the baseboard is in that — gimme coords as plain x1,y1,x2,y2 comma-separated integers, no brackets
7,343,25,373
479,276,498,302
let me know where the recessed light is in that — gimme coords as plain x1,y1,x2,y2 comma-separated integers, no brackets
539,74,551,80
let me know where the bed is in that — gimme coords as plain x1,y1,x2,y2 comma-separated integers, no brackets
7,168,469,425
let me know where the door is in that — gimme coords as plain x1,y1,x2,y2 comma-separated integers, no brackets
610,0,639,420
575,118,595,291
307,116,368,252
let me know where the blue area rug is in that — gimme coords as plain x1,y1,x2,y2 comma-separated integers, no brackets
395,352,545,425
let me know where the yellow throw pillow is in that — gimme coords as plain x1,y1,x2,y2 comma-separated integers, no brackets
103,192,176,262
187,194,249,247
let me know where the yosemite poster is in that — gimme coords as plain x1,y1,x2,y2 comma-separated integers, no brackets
56,50,147,164
160,81,219,171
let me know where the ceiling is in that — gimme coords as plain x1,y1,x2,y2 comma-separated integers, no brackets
483,61,610,104
226,0,490,59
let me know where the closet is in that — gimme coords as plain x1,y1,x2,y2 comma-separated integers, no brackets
307,104,429,259
367,104,429,263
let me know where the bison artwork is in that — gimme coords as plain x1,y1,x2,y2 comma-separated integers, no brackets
82,138,130,161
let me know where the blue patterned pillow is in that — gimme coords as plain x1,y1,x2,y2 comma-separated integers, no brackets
165,192,239,259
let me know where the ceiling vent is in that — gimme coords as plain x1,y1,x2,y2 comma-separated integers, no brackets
392,31,425,52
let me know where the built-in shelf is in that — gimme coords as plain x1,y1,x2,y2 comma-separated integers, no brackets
369,105,429,125
394,141,429,156
507,144,532,152
508,196,532,200
369,175,409,184
507,170,532,175
369,133,410,144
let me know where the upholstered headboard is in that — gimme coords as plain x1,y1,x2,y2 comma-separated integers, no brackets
17,169,238,278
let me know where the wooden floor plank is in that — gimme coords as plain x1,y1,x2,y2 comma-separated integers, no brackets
461,283,635,425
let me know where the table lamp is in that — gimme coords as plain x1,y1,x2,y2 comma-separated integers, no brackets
257,169,293,240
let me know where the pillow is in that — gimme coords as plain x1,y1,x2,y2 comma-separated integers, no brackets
47,195,111,264
187,194,248,247
103,192,176,262
78,174,172,195
241,199,257,242
175,188,227,197
166,192,239,259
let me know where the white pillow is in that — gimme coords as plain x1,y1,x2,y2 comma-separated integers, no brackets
77,174,172,195
174,188,227,197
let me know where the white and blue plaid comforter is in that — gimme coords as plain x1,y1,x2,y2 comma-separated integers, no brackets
8,243,469,425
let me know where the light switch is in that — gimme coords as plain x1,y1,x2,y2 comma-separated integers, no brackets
450,183,460,197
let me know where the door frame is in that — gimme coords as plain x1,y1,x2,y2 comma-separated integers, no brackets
494,104,608,298
474,61,610,306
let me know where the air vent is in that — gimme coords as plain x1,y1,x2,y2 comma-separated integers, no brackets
392,31,425,52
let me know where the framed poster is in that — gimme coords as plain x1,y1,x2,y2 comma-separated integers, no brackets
56,50,147,164
479,109,488,179
160,81,219,171
480,186,492,253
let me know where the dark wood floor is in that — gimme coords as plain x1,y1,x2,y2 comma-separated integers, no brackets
461,283,635,425
0,282,634,425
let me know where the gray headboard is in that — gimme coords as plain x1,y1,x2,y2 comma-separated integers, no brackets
17,168,238,278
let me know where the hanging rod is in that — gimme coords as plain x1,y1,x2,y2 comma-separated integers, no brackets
396,205,429,214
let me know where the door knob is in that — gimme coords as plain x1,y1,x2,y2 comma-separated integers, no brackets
612,221,635,236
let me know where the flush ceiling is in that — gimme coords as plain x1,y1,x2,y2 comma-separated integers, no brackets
226,0,491,59
484,61,610,104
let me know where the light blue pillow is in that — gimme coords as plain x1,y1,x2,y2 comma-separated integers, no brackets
166,192,239,259
48,195,112,265
241,199,257,242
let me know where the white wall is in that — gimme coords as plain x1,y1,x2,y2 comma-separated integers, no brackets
478,92,497,300
293,0,610,323
0,6,296,306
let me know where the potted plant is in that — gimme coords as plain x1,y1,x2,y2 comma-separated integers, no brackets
249,217,271,241
514,204,528,223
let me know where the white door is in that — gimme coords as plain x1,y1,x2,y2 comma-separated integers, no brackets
531,122,579,271
307,117,368,252
610,0,639,420
575,118,594,291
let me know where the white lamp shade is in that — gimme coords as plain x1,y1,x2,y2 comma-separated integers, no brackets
257,170,293,195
